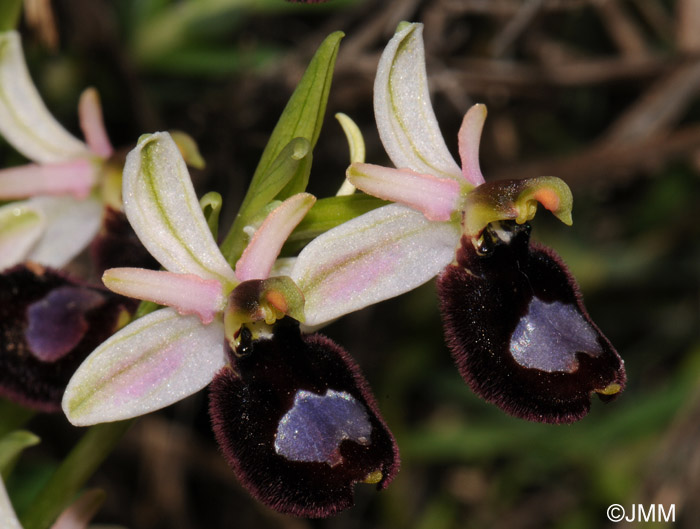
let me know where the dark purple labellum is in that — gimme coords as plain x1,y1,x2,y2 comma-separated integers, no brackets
437,221,625,424
0,264,133,412
209,318,399,517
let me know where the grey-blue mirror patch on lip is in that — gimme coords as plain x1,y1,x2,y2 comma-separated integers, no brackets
0,264,133,412
275,389,372,466
26,286,105,362
510,297,602,373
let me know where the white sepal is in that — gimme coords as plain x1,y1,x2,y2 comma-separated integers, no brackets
291,203,460,326
0,31,88,163
122,132,237,287
62,308,227,426
374,23,461,180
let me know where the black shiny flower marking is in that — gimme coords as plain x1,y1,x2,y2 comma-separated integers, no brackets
0,264,133,412
437,221,625,424
209,317,399,517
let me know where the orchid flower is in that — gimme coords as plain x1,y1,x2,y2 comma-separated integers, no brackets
294,22,625,423
0,30,117,270
0,263,133,412
62,132,398,516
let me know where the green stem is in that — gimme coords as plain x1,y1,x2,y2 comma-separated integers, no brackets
0,0,22,31
0,399,35,438
19,420,133,529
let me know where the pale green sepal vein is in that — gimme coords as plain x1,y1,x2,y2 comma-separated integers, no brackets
123,132,236,287
0,31,88,164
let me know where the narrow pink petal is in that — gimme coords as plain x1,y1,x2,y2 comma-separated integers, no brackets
78,88,113,158
62,308,227,426
235,193,316,281
347,163,461,221
0,159,96,200
458,104,487,186
49,489,105,529
103,268,226,324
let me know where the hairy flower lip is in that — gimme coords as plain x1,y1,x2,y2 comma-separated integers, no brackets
0,264,133,413
438,223,625,424
209,318,399,518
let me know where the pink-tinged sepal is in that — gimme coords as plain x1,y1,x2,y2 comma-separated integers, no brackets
62,308,228,426
437,221,625,424
291,204,460,326
209,318,399,517
347,163,461,222
0,264,133,412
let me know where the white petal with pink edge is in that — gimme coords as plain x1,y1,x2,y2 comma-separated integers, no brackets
103,268,226,324
235,193,316,281
374,23,461,181
62,308,227,426
347,163,461,221
0,31,88,163
291,203,460,326
122,132,237,287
